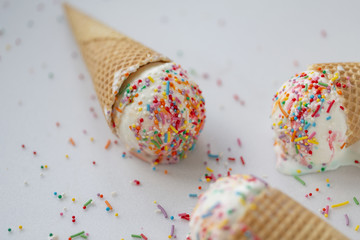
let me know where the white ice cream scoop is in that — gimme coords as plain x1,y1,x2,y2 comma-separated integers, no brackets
271,63,360,175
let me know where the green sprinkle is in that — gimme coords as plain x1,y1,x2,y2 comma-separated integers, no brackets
304,75,308,79
304,83,308,92
294,175,306,186
131,234,142,238
323,70,326,74
179,135,186,142
321,167,325,172
156,136,163,144
84,199,92,207
58,195,62,199
354,197,359,205
318,82,328,87
142,138,148,141
8,228,11,232
49,233,53,237
70,231,85,238
151,140,161,149
295,144,299,154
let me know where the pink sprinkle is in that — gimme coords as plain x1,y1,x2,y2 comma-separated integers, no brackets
345,214,350,226
60,212,63,216
216,79,222,86
321,30,327,38
237,138,242,147
327,197,331,201
170,225,175,236
325,205,329,215
308,132,316,139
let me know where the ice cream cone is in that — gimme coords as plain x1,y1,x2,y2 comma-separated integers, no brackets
64,4,170,134
308,62,360,147
233,188,347,240
190,175,347,240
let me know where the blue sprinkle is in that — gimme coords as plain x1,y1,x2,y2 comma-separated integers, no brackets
164,133,168,143
170,216,174,220
147,104,150,111
304,123,311,130
106,207,110,211
189,194,198,198
294,117,298,120
313,122,316,127
326,116,331,120
310,95,314,98
318,94,321,98
152,167,156,171
54,192,57,196
327,183,330,187
321,98,325,102
166,81,170,95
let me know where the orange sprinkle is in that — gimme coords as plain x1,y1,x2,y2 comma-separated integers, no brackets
291,131,297,142
124,72,129,77
138,101,143,105
115,107,122,113
105,140,111,149
105,200,113,210
164,170,168,174
340,142,347,149
69,138,75,146
135,93,139,97
278,101,289,118
337,90,342,95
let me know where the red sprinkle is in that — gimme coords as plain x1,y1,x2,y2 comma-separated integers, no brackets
355,160,359,164
326,100,335,113
311,105,321,117
33,151,37,155
228,157,235,161
22,144,25,148
140,234,148,240
240,156,245,166
133,180,140,185
340,106,344,110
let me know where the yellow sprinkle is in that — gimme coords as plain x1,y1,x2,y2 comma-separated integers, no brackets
322,95,325,98
206,167,213,172
19,225,22,230
273,123,276,126
277,121,282,126
296,144,300,150
284,126,288,129
295,136,308,142
326,178,330,183
115,213,118,217
153,201,157,204
297,169,301,174
163,82,166,85
138,108,142,111
148,76,154,82
355,225,359,231
72,198,75,202
65,154,69,158
239,198,246,206
206,178,210,182
169,125,178,133
168,235,172,239
299,97,303,101
44,165,48,168
132,124,136,128
217,219,228,229
308,139,319,145
331,201,349,208
316,99,320,102
154,89,158,92
162,92,166,96
298,127,302,131
90,137,94,142
324,214,328,218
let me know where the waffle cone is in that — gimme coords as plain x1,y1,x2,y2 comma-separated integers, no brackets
64,4,170,134
233,188,347,240
308,62,360,147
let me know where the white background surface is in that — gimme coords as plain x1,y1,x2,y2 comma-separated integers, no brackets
1,0,360,239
